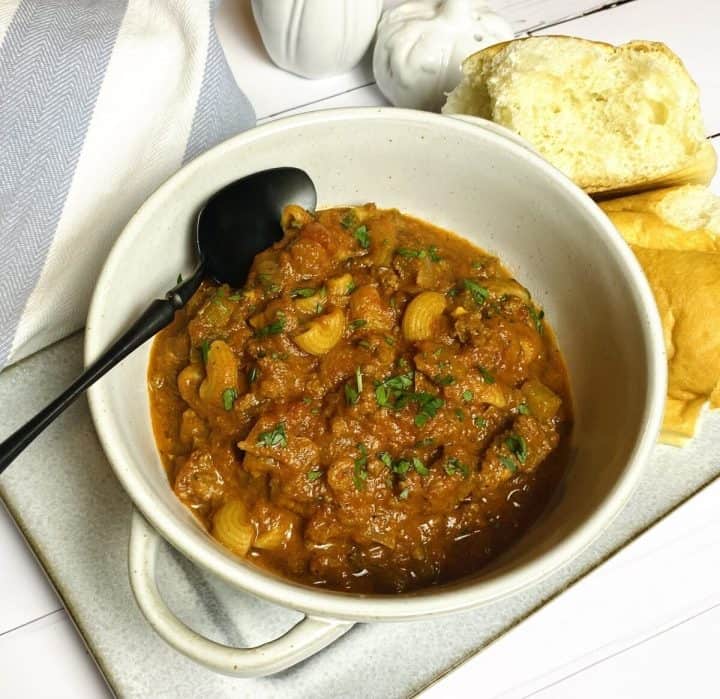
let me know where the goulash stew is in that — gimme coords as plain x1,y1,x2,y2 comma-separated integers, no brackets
148,205,571,593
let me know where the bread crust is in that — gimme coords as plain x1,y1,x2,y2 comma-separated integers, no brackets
600,186,720,445
444,36,712,195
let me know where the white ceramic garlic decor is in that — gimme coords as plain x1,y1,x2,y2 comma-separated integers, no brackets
251,0,383,79
373,0,514,111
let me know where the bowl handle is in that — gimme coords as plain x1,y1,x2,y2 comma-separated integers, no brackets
128,510,353,676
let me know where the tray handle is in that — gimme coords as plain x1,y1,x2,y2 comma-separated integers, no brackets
128,510,353,677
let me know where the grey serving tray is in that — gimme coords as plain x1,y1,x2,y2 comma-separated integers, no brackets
1,332,719,698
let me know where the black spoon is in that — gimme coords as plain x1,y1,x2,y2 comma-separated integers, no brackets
0,167,317,475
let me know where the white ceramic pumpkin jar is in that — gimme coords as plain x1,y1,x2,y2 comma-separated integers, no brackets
251,0,383,79
373,0,514,111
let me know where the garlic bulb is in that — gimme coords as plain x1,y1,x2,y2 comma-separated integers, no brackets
251,0,383,79
373,0,513,111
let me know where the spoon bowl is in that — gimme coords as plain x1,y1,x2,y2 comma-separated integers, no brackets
198,167,317,287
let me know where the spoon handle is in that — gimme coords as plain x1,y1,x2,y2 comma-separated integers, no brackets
0,271,203,476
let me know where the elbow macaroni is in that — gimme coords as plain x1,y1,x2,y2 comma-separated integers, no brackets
212,500,255,556
293,307,346,355
402,291,446,341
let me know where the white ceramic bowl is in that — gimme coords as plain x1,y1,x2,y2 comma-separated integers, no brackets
86,108,666,677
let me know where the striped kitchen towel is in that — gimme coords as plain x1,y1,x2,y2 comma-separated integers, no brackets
0,0,255,370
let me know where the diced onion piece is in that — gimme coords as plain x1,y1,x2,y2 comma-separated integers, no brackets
294,308,346,355
476,382,507,408
402,291,446,341
212,500,254,556
254,527,286,550
522,380,562,421
327,273,354,297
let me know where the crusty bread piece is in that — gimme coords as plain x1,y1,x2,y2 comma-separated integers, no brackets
601,184,720,251
600,186,720,445
443,37,715,195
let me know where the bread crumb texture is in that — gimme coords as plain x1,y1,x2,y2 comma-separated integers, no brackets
601,186,720,445
443,36,709,193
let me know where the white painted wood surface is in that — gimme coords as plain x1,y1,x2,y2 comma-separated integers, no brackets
1,0,718,696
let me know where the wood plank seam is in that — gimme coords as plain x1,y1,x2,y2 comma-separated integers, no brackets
257,0,646,121
257,81,377,123
526,0,640,34
0,608,62,640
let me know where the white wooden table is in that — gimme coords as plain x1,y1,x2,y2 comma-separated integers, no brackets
1,0,718,696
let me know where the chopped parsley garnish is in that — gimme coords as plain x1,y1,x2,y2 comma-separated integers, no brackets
176,273,183,284
428,245,441,262
414,393,444,427
346,280,356,295
444,457,469,478
471,260,484,270
378,452,428,478
473,416,487,429
528,306,545,334
518,402,530,415
505,433,528,464
392,458,411,475
433,374,455,386
463,279,490,305
374,371,444,426
398,488,410,500
462,390,473,402
307,469,323,482
454,408,465,421
199,339,211,364
291,287,317,298
222,388,237,411
258,272,279,293
344,368,363,406
478,366,495,384
357,340,371,350
375,372,414,407
395,245,442,262
353,443,369,490
257,422,287,448
349,318,367,331
344,383,359,405
412,457,429,476
354,225,370,249
499,455,518,473
384,335,396,346
395,247,425,259
255,312,286,338
340,212,357,230
228,293,244,301
378,451,393,468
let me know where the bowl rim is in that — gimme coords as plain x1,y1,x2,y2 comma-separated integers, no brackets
86,107,667,622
